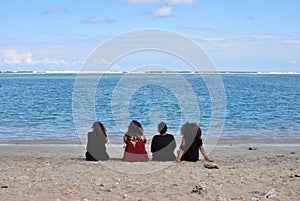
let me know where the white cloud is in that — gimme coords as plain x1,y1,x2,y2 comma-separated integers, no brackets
43,7,68,15
286,60,297,64
193,34,300,70
100,58,110,64
123,0,196,4
283,39,300,45
123,0,158,3
82,17,115,24
1,49,80,66
164,0,195,4
124,0,195,18
3,50,35,65
153,6,173,17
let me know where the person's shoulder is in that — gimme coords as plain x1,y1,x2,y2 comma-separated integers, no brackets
166,133,175,138
196,137,203,144
152,134,160,139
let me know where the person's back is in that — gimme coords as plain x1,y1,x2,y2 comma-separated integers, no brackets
179,135,202,162
86,131,109,161
123,136,149,162
86,122,109,161
123,120,149,162
176,122,213,162
151,134,176,161
151,122,176,161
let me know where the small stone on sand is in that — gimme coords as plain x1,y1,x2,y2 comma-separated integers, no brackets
204,163,219,169
191,184,207,194
265,189,276,198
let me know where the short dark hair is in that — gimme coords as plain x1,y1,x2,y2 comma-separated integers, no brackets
92,121,107,137
158,121,167,134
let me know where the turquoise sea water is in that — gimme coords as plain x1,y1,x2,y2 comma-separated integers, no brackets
0,73,299,144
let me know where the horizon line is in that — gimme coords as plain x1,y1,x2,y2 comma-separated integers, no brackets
1,70,299,75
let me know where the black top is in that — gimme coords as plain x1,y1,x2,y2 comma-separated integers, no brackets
151,134,176,161
180,137,203,162
86,131,109,161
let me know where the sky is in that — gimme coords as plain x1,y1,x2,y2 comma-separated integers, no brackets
0,0,299,72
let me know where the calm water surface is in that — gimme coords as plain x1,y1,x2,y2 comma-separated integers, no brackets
0,73,299,143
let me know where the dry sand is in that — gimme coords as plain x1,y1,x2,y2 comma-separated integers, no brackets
0,144,299,201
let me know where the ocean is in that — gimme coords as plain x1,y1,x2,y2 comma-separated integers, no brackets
0,73,299,144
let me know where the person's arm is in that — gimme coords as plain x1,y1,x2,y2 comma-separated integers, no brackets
123,134,128,143
141,134,147,144
151,136,156,153
105,137,108,144
176,137,185,162
171,135,177,150
176,149,184,162
199,146,214,162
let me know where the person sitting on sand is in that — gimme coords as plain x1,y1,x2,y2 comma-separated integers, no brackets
151,121,176,161
176,122,213,162
85,121,109,161
123,120,149,162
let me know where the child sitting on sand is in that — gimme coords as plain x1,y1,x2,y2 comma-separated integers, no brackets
85,121,109,161
123,120,149,162
176,122,213,162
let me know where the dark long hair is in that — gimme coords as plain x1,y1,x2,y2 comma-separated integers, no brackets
180,122,201,140
92,121,107,137
126,120,143,138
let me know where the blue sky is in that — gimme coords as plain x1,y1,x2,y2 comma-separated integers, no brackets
0,0,299,72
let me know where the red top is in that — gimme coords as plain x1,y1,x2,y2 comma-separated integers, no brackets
123,137,149,162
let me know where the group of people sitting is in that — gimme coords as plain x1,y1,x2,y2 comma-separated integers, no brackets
85,120,213,162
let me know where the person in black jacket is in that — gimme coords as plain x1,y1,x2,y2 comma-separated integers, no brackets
151,122,176,161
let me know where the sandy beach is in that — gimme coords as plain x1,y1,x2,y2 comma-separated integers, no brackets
0,142,299,201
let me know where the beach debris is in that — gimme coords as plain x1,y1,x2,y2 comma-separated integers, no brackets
265,189,276,198
276,154,285,157
251,197,260,201
204,163,219,169
231,196,244,200
67,188,80,195
216,196,228,201
191,183,207,194
290,151,295,154
228,166,239,169
16,175,29,181
289,173,300,178
106,188,112,192
123,194,128,199
1,185,8,188
248,147,257,150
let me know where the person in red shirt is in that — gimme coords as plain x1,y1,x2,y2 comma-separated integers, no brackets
123,120,149,162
